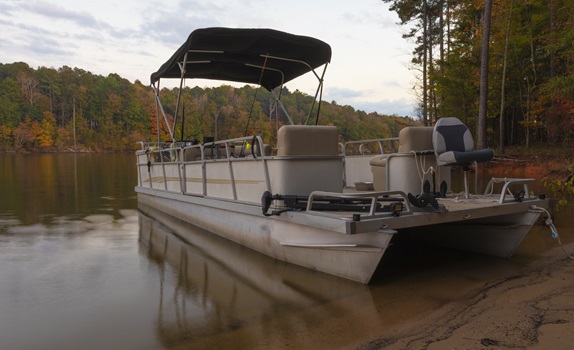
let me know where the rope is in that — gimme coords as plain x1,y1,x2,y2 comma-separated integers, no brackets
411,150,435,194
530,205,574,260
485,177,510,196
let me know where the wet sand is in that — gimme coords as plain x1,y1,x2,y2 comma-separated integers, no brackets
358,243,574,350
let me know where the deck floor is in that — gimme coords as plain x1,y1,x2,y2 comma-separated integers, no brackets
338,187,542,222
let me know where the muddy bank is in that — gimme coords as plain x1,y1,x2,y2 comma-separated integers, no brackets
486,153,573,181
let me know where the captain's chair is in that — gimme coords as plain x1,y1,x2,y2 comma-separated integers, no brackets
432,117,494,198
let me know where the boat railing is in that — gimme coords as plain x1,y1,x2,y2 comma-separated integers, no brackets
305,190,412,219
196,135,270,160
341,137,399,188
483,178,537,203
342,137,399,156
137,141,174,151
182,135,271,200
138,134,270,161
137,141,189,164
136,134,272,200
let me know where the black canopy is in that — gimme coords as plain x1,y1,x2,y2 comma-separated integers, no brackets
150,27,332,90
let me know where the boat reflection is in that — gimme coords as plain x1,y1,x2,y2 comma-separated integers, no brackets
138,203,373,348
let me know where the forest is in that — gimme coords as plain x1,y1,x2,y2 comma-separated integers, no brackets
0,0,573,153
383,0,574,150
0,62,414,152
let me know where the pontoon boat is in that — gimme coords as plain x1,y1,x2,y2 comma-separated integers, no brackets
135,27,548,283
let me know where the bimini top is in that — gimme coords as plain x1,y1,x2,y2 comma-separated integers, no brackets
150,27,332,91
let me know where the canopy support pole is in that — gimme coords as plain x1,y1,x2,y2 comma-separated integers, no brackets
152,83,175,143
173,51,189,141
305,63,328,125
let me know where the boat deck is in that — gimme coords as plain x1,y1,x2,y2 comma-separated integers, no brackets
288,180,548,236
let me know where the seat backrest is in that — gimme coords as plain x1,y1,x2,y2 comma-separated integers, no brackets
398,127,433,152
277,125,339,156
432,117,474,156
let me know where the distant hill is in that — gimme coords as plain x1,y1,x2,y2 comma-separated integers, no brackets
0,62,419,152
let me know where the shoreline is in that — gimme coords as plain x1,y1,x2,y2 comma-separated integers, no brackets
356,241,574,350
486,153,572,181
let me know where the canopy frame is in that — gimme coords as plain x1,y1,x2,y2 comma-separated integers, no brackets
150,27,332,143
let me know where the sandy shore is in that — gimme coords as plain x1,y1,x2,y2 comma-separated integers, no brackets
357,243,574,350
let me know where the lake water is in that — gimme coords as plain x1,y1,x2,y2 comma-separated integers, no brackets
0,153,572,349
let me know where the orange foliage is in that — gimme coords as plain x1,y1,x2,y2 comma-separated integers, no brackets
13,117,33,148
149,113,174,142
0,125,12,147
37,111,57,148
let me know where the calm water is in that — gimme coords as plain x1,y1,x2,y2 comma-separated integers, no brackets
0,153,572,349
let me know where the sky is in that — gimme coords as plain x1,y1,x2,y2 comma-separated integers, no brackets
0,0,418,116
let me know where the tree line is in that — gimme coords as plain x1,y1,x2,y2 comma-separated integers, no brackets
3,0,573,155
383,0,574,150
0,62,416,152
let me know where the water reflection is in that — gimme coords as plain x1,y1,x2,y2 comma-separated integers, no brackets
0,153,137,225
0,209,147,350
138,204,373,348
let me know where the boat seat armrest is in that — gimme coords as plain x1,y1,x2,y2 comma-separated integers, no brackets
369,155,389,167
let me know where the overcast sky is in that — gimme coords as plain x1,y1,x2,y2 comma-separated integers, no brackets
0,0,418,116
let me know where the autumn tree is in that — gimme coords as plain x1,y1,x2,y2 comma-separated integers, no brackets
0,61,437,152
385,0,574,148
0,125,12,150
37,111,57,149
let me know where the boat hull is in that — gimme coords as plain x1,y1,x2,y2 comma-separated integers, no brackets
401,210,542,257
137,187,394,283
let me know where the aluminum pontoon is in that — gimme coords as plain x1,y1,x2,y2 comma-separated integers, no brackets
135,27,548,283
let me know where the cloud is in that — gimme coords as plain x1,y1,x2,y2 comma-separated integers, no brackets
140,1,225,45
25,34,74,56
341,8,396,30
325,86,363,101
0,0,416,110
10,1,149,45
25,1,101,29
0,18,71,59
383,80,402,88
323,85,415,116
354,98,416,117
0,1,15,15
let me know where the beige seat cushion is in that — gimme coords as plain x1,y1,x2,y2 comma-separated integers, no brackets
398,127,433,152
277,125,339,156
369,154,389,167
184,147,202,161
